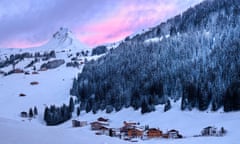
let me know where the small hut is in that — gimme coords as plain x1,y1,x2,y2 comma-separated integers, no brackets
20,112,28,117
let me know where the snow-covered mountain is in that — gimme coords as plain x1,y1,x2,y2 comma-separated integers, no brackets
37,27,88,52
0,27,89,59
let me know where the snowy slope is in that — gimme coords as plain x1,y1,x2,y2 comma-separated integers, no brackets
0,117,129,144
0,27,92,123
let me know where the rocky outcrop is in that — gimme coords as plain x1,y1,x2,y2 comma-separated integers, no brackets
41,59,65,69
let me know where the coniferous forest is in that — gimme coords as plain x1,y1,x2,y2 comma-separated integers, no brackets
70,0,240,114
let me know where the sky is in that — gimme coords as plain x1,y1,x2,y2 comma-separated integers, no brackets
0,0,204,48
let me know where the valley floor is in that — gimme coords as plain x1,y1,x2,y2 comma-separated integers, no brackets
0,105,239,144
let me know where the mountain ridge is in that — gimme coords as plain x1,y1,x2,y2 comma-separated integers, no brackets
0,27,89,59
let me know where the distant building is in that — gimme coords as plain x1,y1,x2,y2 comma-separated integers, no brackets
201,126,217,136
127,128,143,138
20,112,28,118
72,120,87,127
201,126,226,136
147,128,163,138
90,121,109,130
163,129,182,139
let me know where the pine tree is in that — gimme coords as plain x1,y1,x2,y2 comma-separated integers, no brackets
69,97,74,112
34,106,38,115
77,107,80,116
44,107,49,121
164,100,171,112
29,108,33,118
141,100,150,114
85,100,92,113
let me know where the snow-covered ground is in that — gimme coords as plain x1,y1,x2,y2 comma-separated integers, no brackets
0,58,239,144
0,105,239,144
0,59,239,144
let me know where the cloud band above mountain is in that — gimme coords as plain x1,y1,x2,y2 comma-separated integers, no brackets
0,0,203,48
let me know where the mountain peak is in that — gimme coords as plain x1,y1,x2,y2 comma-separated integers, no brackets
52,27,73,40
38,27,88,52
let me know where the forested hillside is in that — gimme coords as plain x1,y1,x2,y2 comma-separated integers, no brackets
71,0,240,113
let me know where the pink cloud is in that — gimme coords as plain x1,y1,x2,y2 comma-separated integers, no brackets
76,1,177,46
1,0,203,48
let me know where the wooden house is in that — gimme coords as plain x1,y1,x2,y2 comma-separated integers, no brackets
201,126,217,136
163,129,182,139
147,128,163,138
120,121,139,136
72,120,87,127
90,121,109,130
127,128,143,138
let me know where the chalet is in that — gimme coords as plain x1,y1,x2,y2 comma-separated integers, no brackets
201,126,217,136
20,112,28,117
120,125,129,135
90,121,109,130
72,120,87,127
147,128,163,138
121,121,139,135
127,128,143,138
163,129,182,139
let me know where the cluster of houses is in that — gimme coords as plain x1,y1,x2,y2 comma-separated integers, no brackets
72,117,185,142
72,117,227,142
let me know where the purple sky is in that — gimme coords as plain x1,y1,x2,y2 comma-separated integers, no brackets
0,0,203,48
